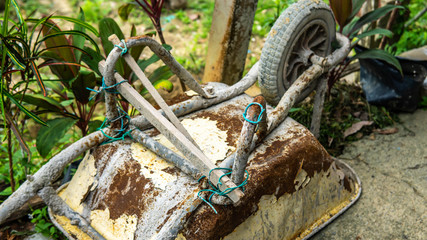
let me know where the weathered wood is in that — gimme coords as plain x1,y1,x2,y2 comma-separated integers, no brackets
203,0,258,85
130,62,260,130
109,36,201,149
107,35,213,98
231,96,264,185
103,68,243,203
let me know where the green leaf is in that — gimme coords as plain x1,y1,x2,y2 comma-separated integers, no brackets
19,93,63,112
29,61,47,96
130,24,144,63
73,8,86,63
142,79,173,95
41,24,78,81
2,89,48,126
38,30,100,54
118,3,135,21
148,66,173,83
99,18,125,75
330,0,352,30
137,44,172,72
349,0,367,19
81,46,105,76
354,28,393,42
1,38,26,70
50,15,99,36
36,118,77,158
6,36,30,58
60,99,74,107
71,71,97,104
88,120,103,133
351,49,402,74
347,5,405,37
10,0,27,35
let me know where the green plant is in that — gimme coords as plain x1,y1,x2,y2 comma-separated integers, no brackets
252,0,296,36
327,0,404,90
387,0,427,55
290,82,398,155
30,207,64,239
0,0,99,191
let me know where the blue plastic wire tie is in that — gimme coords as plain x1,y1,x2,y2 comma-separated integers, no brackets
114,39,128,56
197,168,249,214
243,102,265,124
86,77,127,101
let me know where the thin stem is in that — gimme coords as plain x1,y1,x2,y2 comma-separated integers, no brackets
7,126,16,192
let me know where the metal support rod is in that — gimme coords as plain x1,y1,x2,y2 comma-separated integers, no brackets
131,129,201,179
310,76,327,138
38,187,106,240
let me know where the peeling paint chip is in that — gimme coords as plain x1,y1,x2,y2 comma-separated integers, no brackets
90,208,138,240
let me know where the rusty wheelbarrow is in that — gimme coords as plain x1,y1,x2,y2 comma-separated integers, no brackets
0,1,361,239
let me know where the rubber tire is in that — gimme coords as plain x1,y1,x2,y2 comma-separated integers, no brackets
258,0,336,105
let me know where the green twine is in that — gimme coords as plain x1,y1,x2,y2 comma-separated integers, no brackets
98,107,135,145
197,168,249,214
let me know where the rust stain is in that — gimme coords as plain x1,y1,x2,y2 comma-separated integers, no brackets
180,132,343,240
92,144,119,176
94,160,158,220
153,93,192,110
191,105,244,147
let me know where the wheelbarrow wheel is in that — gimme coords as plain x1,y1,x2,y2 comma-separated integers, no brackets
258,0,336,105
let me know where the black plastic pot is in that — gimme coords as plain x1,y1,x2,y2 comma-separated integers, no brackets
356,45,427,112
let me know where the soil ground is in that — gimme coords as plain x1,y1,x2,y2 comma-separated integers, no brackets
312,109,427,240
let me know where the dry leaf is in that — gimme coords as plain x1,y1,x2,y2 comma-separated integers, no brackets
373,127,398,135
344,121,373,138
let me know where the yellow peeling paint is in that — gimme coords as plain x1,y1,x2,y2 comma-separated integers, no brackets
90,208,138,240
53,215,92,240
155,118,235,163
131,143,177,190
175,233,187,240
59,153,96,214
224,165,355,240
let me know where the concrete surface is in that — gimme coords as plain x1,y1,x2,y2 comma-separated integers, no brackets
312,110,427,240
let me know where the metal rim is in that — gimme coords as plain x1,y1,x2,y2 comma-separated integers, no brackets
280,19,330,92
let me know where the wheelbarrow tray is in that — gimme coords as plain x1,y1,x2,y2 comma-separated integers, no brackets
49,88,361,240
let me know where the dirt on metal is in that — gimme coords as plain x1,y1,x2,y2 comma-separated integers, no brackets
179,130,345,240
